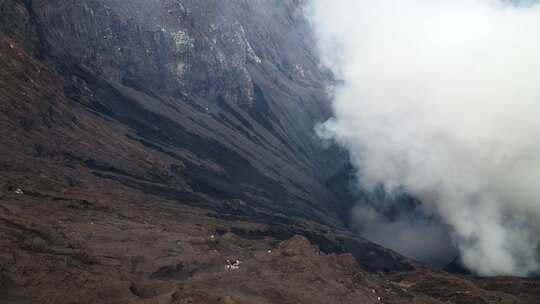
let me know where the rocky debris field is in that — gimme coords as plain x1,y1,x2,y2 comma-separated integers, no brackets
2,179,540,304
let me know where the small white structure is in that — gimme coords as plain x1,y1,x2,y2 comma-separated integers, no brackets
225,259,242,270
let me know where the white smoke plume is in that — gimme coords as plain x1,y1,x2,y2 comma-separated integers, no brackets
308,0,540,276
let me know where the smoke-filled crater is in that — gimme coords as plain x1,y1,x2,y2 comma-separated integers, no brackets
308,0,540,277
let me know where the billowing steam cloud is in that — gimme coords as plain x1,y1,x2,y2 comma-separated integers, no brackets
308,0,540,276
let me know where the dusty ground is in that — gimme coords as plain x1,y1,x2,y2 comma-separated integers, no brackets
2,174,540,304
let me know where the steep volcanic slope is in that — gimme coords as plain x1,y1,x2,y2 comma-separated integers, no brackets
2,0,540,303
0,0,413,275
1,0,344,222
26,0,346,225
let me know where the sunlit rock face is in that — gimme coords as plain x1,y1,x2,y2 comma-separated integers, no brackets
35,0,328,108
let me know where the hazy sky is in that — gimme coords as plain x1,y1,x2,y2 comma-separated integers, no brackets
309,0,540,276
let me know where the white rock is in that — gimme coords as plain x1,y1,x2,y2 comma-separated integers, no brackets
225,259,242,270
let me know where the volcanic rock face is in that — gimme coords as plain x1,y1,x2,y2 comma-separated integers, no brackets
22,0,346,225
1,0,540,303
